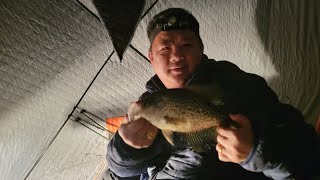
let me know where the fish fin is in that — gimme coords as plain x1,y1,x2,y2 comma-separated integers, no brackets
187,82,224,106
174,127,217,152
162,130,174,146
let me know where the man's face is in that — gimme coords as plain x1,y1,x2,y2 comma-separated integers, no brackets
148,30,204,88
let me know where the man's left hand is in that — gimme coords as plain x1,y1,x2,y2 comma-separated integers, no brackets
216,114,254,163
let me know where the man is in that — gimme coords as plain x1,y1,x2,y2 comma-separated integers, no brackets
106,8,320,180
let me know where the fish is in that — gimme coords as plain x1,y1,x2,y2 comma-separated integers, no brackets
127,83,238,152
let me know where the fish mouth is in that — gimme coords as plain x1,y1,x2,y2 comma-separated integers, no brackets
127,101,143,122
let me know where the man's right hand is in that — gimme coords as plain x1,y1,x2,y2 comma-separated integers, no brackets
118,115,159,149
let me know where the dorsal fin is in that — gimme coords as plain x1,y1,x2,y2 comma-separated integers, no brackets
187,81,224,106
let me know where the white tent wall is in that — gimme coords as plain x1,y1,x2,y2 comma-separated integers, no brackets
0,0,154,179
0,0,319,179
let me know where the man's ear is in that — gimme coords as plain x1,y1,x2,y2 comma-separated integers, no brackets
200,41,204,53
148,50,153,64
201,44,204,53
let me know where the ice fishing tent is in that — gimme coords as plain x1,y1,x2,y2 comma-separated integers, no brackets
0,0,319,179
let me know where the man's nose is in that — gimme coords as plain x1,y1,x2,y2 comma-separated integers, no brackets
171,47,184,61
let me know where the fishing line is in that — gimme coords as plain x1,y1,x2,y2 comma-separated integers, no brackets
77,107,105,122
75,108,106,131
73,116,109,140
75,108,115,135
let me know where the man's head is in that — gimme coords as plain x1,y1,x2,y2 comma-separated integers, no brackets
147,8,204,89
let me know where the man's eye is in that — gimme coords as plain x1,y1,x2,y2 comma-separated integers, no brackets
183,43,192,47
160,47,170,51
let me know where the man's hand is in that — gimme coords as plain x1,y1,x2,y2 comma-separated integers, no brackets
118,115,159,149
216,114,254,163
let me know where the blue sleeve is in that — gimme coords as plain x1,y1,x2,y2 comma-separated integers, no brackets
216,62,320,179
236,87,320,179
106,131,171,177
240,139,294,179
148,148,204,179
241,134,320,180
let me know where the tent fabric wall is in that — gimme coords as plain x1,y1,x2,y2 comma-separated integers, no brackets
0,0,319,179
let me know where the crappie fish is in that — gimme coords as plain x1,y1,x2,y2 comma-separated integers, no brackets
128,85,238,152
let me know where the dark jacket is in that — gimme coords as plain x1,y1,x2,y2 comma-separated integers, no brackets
107,55,320,180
